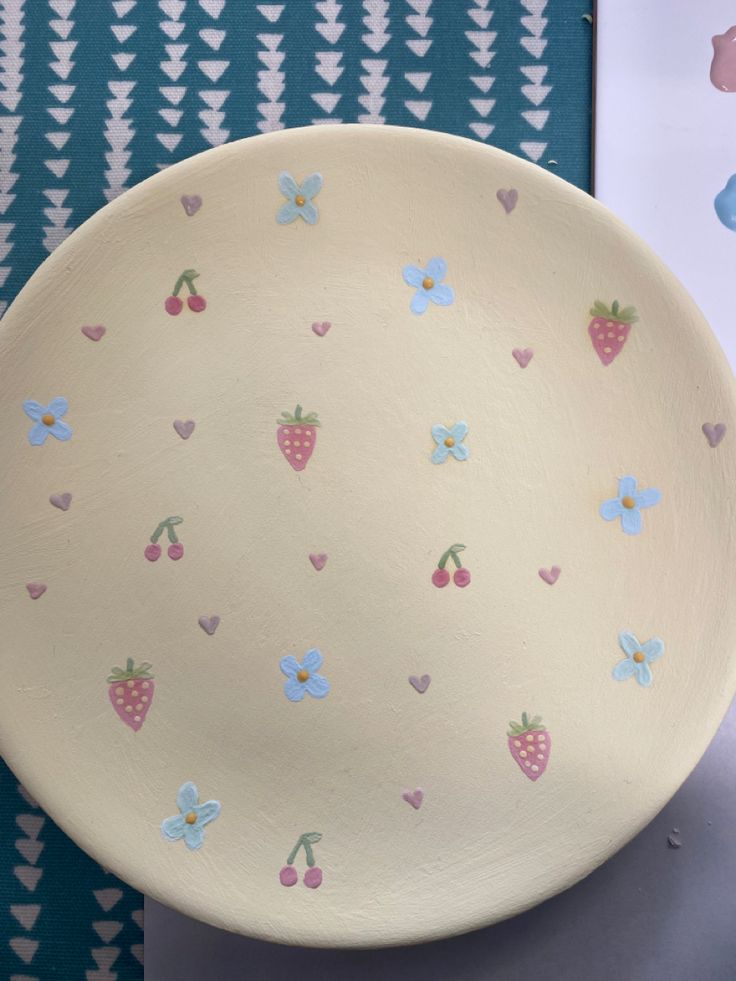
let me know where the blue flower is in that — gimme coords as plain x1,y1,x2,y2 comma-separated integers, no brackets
276,172,323,225
599,476,661,535
431,422,469,464
280,648,330,702
612,631,664,688
161,782,221,851
402,257,455,315
23,397,72,446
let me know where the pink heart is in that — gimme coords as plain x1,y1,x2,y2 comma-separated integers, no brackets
81,324,106,342
312,321,331,337
402,789,424,810
198,615,220,636
173,419,196,439
702,422,726,448
539,566,561,585
409,674,431,693
26,583,47,600
49,492,72,511
309,553,328,571
496,188,519,214
181,194,202,216
512,348,533,368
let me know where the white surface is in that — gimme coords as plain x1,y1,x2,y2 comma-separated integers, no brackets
596,0,736,362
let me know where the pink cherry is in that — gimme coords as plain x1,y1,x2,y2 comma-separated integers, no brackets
168,542,184,560
304,866,323,889
279,865,298,887
144,543,161,562
188,294,206,312
165,295,183,315
454,568,471,588
432,567,450,588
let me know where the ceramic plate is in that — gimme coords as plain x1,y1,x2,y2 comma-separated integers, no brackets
1,126,735,948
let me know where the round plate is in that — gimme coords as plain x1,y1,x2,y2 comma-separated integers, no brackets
1,126,735,948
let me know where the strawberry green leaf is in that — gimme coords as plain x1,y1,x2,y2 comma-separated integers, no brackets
277,404,322,427
107,657,154,683
588,300,638,324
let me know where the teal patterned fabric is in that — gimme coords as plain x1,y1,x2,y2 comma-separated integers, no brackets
0,1,591,976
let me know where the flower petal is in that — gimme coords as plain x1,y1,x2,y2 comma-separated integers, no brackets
161,814,186,841
299,201,318,225
431,424,450,444
402,265,425,288
429,283,455,306
449,421,468,441
176,781,199,813
450,441,469,461
277,201,299,225
279,655,300,678
642,637,664,662
635,661,653,687
612,658,636,681
410,291,429,315
635,488,661,509
302,648,323,672
618,631,641,657
278,172,299,199
431,444,450,464
47,397,68,417
618,476,637,498
22,400,44,421
48,420,72,442
620,507,643,535
599,497,624,521
183,823,206,850
425,257,447,283
284,677,306,702
193,800,221,827
299,173,323,199
27,423,49,446
304,673,330,699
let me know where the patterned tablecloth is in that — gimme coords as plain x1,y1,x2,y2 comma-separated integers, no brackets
0,2,591,976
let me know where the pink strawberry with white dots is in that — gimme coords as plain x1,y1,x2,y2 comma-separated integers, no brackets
108,659,155,732
277,405,320,471
588,300,638,365
507,712,550,781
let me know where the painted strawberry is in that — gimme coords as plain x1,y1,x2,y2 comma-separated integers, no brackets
588,300,638,365
277,405,320,471
108,658,155,732
507,712,550,781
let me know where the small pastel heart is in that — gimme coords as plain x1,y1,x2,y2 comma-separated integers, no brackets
539,566,561,585
409,674,431,693
181,194,202,216
512,348,533,368
497,188,518,213
312,321,331,337
198,615,220,636
702,422,726,448
402,789,424,810
81,324,106,341
26,583,47,600
49,492,72,511
309,553,328,571
173,419,196,439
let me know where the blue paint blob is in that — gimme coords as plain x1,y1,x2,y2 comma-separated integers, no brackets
715,174,736,230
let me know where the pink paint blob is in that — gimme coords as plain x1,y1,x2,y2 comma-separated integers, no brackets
188,294,207,312
538,566,561,585
144,543,161,562
453,568,471,588
279,865,298,887
168,542,184,560
711,26,736,92
304,866,322,889
432,567,450,588
165,295,183,315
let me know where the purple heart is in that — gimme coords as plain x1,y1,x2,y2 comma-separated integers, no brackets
539,566,561,585
409,674,431,693
312,321,331,337
81,324,106,342
49,492,72,511
496,188,518,214
702,422,726,448
402,789,424,810
173,419,196,440
512,348,533,368
198,615,220,636
26,583,47,600
309,553,328,571
181,194,202,216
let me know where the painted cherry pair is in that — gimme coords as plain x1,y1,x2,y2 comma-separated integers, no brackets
145,516,184,561
165,269,206,315
432,544,471,588
279,832,323,889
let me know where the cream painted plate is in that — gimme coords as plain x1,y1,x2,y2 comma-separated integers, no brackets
1,126,735,948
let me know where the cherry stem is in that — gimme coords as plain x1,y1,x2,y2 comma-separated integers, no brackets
172,269,200,297
438,543,466,570
286,833,317,867
150,516,183,544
